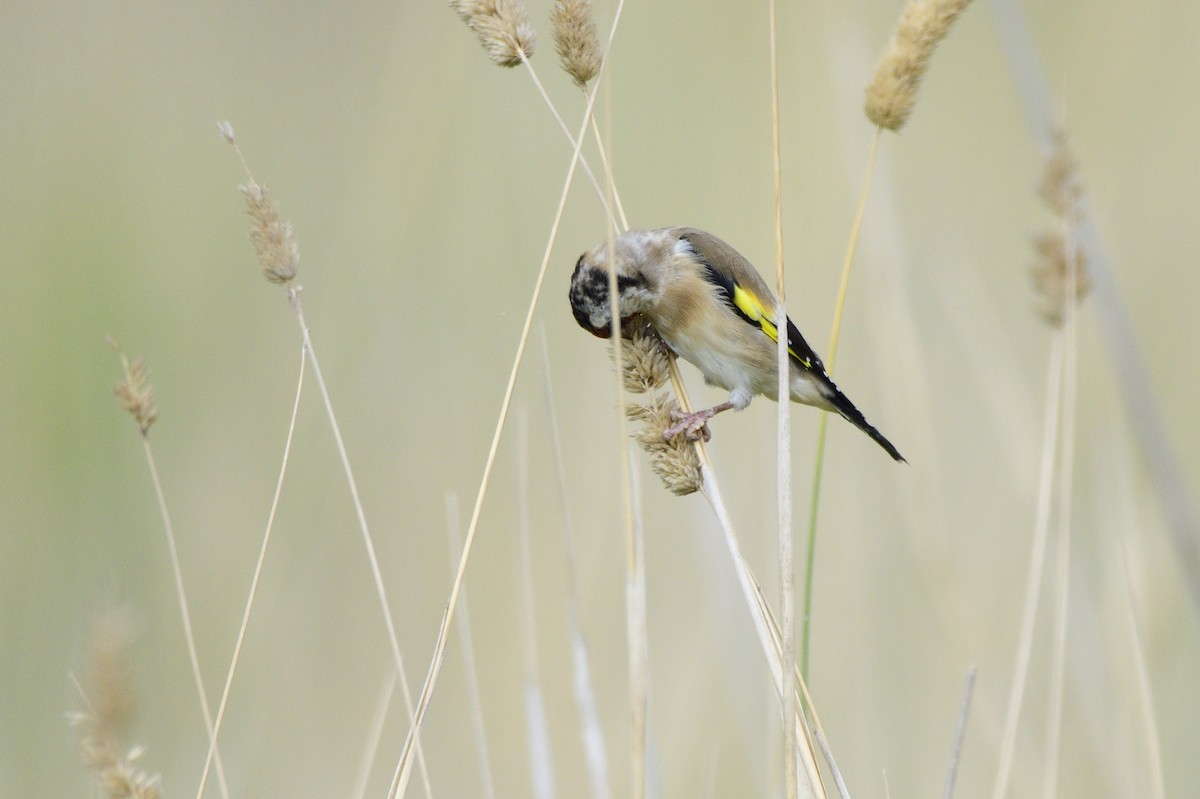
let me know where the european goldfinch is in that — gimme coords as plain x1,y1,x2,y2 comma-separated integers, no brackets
568,227,905,462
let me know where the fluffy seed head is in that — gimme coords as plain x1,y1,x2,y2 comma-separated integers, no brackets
241,181,299,285
1030,231,1089,327
551,0,601,88
1039,128,1084,217
629,394,703,496
615,323,701,496
865,0,974,131
1030,130,1089,326
616,318,670,394
108,338,158,435
450,0,537,68
72,609,162,799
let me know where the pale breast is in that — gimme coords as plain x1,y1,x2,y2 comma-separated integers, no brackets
651,270,784,401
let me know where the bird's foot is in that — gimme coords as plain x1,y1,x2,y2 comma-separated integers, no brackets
663,408,717,442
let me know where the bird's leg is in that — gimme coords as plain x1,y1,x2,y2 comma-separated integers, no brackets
663,401,737,442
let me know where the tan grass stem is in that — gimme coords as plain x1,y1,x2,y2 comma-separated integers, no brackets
625,454,648,799
195,343,306,799
227,125,433,794
351,669,399,799
597,71,647,799
700,467,827,798
287,290,434,799
1043,223,1080,799
109,340,229,799
658,337,828,796
1117,534,1165,799
812,728,849,799
588,114,629,232
516,410,558,798
765,0,796,796
537,326,613,799
139,436,231,799
992,331,1064,799
518,54,619,235
651,273,822,780
444,493,498,799
941,667,977,799
386,27,617,793
801,126,882,678
225,123,433,794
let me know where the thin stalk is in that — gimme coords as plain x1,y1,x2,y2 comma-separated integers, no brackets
445,494,497,799
1116,535,1165,799
625,453,648,799
196,344,306,799
800,127,882,678
386,23,620,792
1043,227,1079,798
765,0,796,796
587,114,629,231
941,667,978,799
228,135,430,794
517,411,556,798
519,56,619,236
813,728,850,799
992,332,1065,799
537,326,612,799
700,463,826,799
286,288,431,798
350,670,398,799
140,437,230,799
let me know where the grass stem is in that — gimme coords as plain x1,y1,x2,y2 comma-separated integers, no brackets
801,126,882,678
195,344,305,799
140,436,231,799
765,0,796,795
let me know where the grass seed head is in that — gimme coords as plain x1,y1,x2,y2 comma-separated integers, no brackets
551,0,601,88
865,0,974,131
108,338,159,435
1031,129,1090,326
451,0,537,68
241,181,299,286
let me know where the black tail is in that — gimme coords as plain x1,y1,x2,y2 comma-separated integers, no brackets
817,378,906,463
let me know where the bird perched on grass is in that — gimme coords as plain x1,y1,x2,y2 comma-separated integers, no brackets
569,227,905,462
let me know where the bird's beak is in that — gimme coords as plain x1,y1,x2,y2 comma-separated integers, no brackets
584,314,640,339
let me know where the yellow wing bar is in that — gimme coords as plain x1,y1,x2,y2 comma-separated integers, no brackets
730,284,814,369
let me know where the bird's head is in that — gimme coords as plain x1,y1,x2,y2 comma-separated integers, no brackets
568,230,673,339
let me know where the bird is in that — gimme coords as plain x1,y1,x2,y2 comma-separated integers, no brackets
568,227,905,462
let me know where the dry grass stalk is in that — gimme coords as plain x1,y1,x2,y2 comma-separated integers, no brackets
551,0,601,89
108,337,158,435
241,182,299,285
221,124,434,799
616,322,701,496
1031,130,1090,326
865,0,974,130
70,610,162,799
451,0,537,68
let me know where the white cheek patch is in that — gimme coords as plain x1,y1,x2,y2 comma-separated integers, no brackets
672,237,697,260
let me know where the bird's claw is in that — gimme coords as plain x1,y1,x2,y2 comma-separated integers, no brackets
663,409,713,442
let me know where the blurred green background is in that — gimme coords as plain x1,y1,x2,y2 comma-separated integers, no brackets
2,0,1198,796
